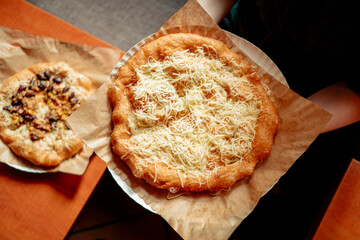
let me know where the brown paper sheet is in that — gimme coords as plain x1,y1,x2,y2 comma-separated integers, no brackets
0,26,122,175
67,0,332,238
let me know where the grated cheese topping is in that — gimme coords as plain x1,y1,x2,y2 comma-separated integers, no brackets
126,46,262,177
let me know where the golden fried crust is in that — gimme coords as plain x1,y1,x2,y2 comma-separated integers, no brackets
109,33,279,192
0,62,91,167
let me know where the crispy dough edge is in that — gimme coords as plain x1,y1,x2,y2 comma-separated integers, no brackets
109,33,279,192
0,62,91,167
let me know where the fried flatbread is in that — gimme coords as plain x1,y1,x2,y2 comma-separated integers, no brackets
109,33,278,192
0,62,91,167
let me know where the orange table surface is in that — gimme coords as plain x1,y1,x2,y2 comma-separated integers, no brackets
313,159,360,240
0,0,124,239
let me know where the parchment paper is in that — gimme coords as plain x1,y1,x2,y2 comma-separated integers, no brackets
67,0,332,238
0,26,122,175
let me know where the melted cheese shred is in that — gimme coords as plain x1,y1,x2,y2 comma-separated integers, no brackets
127,47,261,176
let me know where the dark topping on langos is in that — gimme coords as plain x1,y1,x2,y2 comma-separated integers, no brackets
2,70,83,141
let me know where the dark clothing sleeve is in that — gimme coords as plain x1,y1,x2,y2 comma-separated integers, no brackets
220,0,360,96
